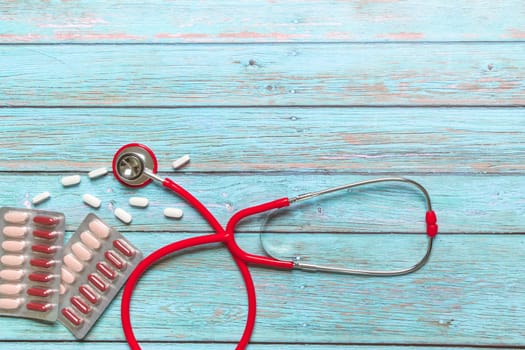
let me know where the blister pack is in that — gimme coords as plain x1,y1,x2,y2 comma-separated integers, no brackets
0,207,65,322
58,213,142,338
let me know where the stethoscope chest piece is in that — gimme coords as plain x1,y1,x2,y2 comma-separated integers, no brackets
112,143,158,187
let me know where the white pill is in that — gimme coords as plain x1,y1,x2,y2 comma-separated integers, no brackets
0,284,23,296
32,191,50,205
0,255,25,267
172,154,190,170
61,175,81,187
114,208,132,224
3,211,29,224
89,219,110,239
61,267,75,284
0,270,23,281
64,254,84,273
88,167,108,179
0,298,22,310
163,207,183,219
80,230,101,250
60,283,66,295
82,193,101,209
1,241,26,253
72,242,92,261
2,226,27,238
129,197,149,208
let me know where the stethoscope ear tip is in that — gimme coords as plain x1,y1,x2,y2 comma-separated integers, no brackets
112,143,158,188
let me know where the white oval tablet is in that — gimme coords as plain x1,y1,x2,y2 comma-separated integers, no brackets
0,255,25,267
0,284,23,296
72,242,92,261
164,207,183,219
129,197,149,208
82,194,101,209
61,267,76,284
0,270,24,281
61,175,81,187
0,298,22,310
59,283,66,295
64,254,84,273
3,211,28,224
1,241,26,253
32,191,50,205
114,208,132,224
88,167,108,179
80,231,101,250
88,219,110,239
2,226,27,238
172,154,190,170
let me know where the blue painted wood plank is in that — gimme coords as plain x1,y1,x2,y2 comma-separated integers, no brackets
1,1,524,43
0,233,523,346
1,108,525,174
1,44,524,106
0,173,523,234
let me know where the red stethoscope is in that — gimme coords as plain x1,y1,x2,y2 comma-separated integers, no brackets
112,143,438,350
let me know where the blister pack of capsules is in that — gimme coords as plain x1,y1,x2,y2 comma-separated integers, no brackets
0,207,65,322
58,214,142,338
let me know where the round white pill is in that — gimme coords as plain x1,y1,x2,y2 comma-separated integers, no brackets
32,191,50,205
61,175,81,187
164,207,183,219
114,208,132,224
82,194,101,209
172,154,190,170
129,197,149,208
88,167,108,179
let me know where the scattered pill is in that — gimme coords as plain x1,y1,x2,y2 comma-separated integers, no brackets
61,175,81,187
32,229,58,240
62,307,83,326
64,254,84,273
80,231,101,250
83,194,101,209
0,284,23,296
3,226,27,238
3,211,28,224
129,196,149,208
88,219,110,239
27,287,53,298
172,154,190,169
0,298,22,310
0,270,24,281
114,208,132,224
164,207,183,219
32,192,51,205
88,167,108,179
1,255,25,267
1,240,26,253
72,242,92,261
61,267,76,285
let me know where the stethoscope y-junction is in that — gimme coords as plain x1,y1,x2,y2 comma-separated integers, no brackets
112,143,438,350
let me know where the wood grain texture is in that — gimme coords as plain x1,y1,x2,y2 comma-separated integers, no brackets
1,173,524,234
1,44,524,107
0,345,504,350
1,108,525,173
1,1,524,43
0,233,523,346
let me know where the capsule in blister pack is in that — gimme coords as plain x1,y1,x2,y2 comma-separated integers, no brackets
0,207,65,322
58,213,142,338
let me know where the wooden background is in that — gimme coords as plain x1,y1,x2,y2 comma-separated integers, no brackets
1,1,524,349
